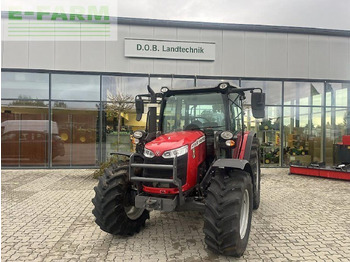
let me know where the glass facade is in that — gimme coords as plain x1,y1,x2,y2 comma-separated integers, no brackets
1,70,350,168
244,106,282,166
150,77,195,91
1,99,49,167
283,106,323,165
102,76,149,100
242,80,282,105
324,82,350,165
196,79,239,87
51,102,99,166
101,76,149,162
2,72,49,99
51,74,100,101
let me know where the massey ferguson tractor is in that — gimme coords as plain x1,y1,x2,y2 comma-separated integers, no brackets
92,82,265,257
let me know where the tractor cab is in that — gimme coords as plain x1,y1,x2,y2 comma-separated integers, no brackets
135,82,265,159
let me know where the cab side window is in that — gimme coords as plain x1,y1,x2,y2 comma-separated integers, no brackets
229,93,243,132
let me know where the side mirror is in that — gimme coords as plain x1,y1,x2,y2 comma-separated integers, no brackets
251,92,265,118
135,96,144,121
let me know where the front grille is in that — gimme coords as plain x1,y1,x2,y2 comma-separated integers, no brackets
143,154,188,188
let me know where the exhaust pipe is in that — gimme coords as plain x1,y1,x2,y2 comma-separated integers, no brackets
147,85,157,134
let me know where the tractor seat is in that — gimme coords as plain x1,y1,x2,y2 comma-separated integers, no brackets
203,122,218,128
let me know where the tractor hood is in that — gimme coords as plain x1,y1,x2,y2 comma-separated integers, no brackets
145,130,204,156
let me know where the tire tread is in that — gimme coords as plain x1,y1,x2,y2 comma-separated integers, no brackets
203,170,253,257
92,165,149,236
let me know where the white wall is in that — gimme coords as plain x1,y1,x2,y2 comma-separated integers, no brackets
2,19,350,80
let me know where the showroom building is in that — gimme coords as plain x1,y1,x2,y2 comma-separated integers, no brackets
1,12,350,168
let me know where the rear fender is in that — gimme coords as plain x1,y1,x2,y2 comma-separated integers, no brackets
200,158,253,191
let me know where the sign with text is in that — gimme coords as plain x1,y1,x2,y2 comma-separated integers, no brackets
125,38,215,61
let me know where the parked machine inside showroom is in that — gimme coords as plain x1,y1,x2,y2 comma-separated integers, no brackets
290,135,350,181
92,82,265,257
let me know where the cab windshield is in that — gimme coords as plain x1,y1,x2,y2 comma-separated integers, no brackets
162,93,226,133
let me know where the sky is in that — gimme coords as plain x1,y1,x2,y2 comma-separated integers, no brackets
118,0,350,30
2,0,350,30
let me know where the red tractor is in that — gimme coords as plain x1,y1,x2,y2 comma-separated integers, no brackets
92,82,265,257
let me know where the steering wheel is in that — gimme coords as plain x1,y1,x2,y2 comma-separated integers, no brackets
192,116,211,124
185,116,212,130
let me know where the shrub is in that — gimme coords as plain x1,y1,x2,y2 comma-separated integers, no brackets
93,155,129,179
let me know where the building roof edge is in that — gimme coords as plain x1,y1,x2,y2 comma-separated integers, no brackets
2,11,350,37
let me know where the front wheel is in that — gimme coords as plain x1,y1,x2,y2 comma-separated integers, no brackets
92,165,149,235
203,170,253,257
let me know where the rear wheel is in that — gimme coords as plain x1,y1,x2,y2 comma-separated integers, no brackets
251,137,261,210
203,170,253,257
92,165,149,235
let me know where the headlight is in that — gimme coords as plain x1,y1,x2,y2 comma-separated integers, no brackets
144,148,155,158
161,87,169,93
162,145,188,159
221,131,234,140
133,130,143,139
219,83,228,89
